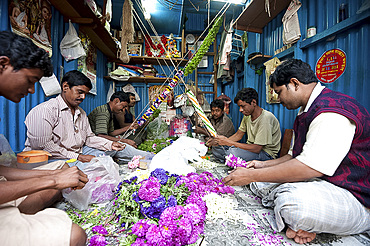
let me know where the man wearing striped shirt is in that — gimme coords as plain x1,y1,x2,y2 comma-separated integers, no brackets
24,70,148,169
88,91,147,154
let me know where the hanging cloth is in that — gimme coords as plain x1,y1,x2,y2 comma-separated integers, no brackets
119,0,135,63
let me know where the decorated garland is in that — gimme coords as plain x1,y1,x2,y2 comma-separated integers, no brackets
186,90,217,137
137,71,184,126
183,16,223,77
137,15,223,127
144,35,167,57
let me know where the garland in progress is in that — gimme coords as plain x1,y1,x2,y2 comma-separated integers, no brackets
136,16,223,127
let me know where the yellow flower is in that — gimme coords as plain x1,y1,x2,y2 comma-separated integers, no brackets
87,209,99,218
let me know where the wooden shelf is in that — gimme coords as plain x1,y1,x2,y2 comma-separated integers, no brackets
112,56,188,67
49,0,118,60
247,54,272,65
104,76,169,84
233,0,291,33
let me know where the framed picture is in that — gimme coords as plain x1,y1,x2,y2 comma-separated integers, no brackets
127,43,142,56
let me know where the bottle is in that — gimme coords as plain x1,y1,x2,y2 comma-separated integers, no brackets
339,3,348,22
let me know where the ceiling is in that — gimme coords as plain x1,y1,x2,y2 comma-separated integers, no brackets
96,0,245,36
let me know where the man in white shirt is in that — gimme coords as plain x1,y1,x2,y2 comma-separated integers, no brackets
222,59,370,244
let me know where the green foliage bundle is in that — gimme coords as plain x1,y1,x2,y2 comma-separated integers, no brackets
183,16,223,77
137,137,177,153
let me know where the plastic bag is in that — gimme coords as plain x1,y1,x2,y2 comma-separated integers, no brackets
169,115,192,137
122,84,140,101
150,136,207,175
0,134,17,167
62,156,120,210
146,117,169,140
39,74,61,97
60,20,86,61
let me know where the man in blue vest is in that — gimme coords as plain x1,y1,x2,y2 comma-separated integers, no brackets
223,59,370,244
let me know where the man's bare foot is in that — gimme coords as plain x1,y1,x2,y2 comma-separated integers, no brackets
286,227,316,244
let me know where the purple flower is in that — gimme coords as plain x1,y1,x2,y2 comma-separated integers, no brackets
91,225,108,235
166,195,177,207
150,168,169,185
171,174,180,183
138,176,161,202
131,219,151,237
132,191,140,203
176,217,193,244
123,176,138,184
89,235,107,246
146,224,169,244
91,183,115,203
141,195,166,219
187,222,205,244
160,205,185,221
186,193,207,216
184,203,204,224
158,219,177,239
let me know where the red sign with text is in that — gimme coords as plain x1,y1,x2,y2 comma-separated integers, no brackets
315,48,346,84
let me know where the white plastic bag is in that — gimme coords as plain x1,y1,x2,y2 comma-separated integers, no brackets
60,20,86,61
122,84,140,101
150,136,207,175
62,156,120,210
39,74,61,97
282,0,302,45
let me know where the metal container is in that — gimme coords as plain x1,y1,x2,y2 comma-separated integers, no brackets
307,26,316,38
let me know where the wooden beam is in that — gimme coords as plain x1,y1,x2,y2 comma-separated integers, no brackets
69,18,94,24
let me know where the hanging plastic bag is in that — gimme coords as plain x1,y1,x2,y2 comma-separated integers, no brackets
62,156,120,210
60,20,86,61
39,74,61,97
264,57,281,104
282,0,302,45
0,134,17,167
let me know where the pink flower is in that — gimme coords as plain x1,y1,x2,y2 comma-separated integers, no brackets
138,176,161,202
128,155,142,169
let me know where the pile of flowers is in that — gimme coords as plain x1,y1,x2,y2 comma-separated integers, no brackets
138,138,176,153
67,168,235,246
225,153,248,168
128,155,142,169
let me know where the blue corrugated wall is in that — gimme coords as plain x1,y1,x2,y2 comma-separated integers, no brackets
1,0,369,152
0,3,113,152
224,0,370,136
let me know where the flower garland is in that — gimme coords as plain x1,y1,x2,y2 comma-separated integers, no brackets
66,168,235,246
183,16,223,77
144,35,167,57
225,153,248,168
189,158,219,169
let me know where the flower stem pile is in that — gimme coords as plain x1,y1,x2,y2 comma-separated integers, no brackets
138,137,177,153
